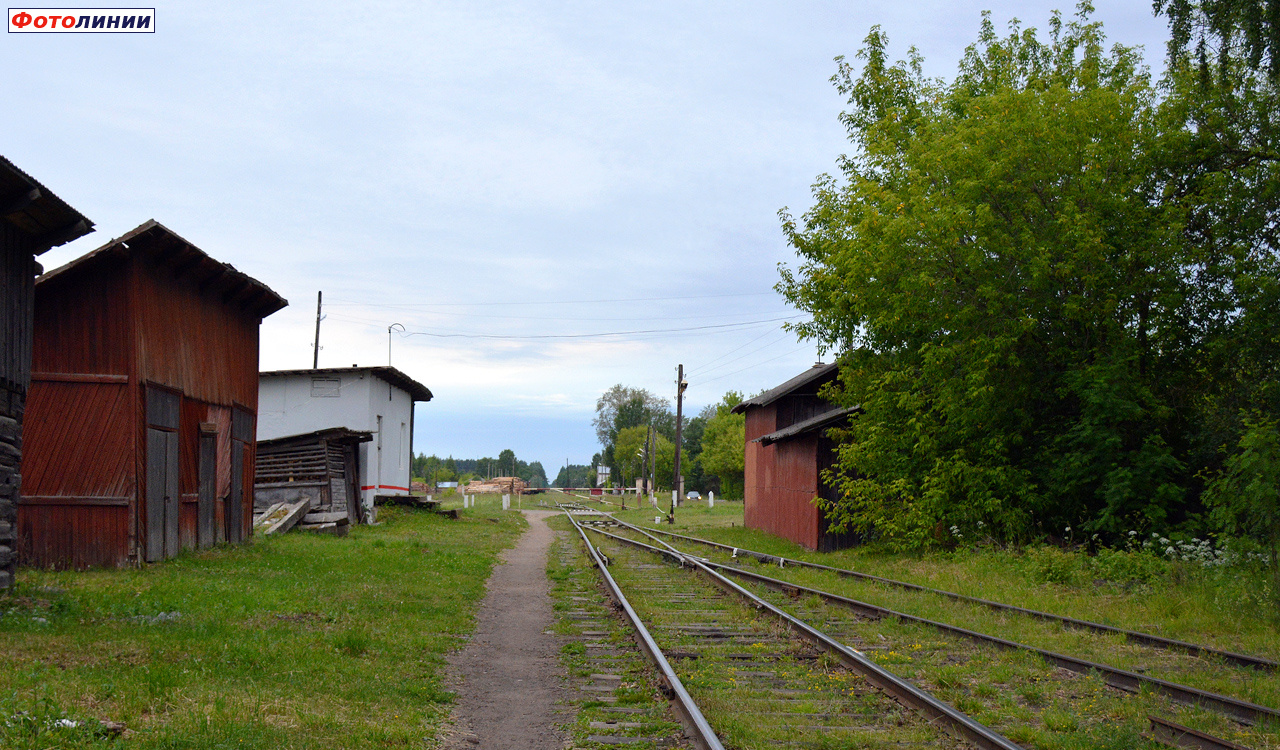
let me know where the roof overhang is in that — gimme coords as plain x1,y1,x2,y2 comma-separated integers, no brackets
0,155,94,255
732,362,839,414
754,406,859,446
37,219,287,319
258,426,374,449
261,365,433,403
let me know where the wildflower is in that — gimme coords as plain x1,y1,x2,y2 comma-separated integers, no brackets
1128,531,1137,537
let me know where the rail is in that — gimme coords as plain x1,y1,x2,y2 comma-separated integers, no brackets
564,511,725,750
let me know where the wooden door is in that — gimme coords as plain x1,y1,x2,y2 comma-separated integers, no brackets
197,428,216,549
145,386,181,562
227,407,254,544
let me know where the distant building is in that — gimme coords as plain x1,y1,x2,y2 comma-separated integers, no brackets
20,220,286,568
257,366,433,518
733,363,858,551
0,156,94,586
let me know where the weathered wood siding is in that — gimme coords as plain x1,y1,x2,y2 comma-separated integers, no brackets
0,225,38,587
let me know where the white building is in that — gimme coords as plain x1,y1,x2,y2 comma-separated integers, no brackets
258,366,433,517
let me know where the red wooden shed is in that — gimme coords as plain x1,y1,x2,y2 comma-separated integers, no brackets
733,363,858,551
0,156,93,587
19,220,287,568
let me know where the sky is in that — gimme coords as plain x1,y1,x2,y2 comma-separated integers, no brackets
3,1,1171,475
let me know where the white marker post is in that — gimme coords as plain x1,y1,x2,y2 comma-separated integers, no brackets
708,491,714,508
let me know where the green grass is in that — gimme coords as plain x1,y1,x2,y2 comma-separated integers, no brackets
0,505,527,749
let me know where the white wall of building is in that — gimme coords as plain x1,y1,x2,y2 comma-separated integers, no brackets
258,369,415,511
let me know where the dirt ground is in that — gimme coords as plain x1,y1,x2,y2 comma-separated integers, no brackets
440,510,570,749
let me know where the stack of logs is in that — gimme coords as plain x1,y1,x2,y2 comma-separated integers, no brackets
463,476,527,495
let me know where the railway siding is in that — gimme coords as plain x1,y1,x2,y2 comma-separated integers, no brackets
593,516,1278,749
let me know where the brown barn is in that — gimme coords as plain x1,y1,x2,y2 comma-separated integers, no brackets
0,157,94,588
733,363,858,551
19,220,286,568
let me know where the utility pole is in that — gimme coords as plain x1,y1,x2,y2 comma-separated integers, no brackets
312,291,323,369
670,364,686,524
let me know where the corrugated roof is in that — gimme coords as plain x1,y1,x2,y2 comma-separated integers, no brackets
731,362,839,414
36,219,288,319
0,155,94,254
261,365,434,403
754,406,859,446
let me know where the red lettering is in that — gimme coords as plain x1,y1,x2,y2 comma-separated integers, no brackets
10,11,32,27
62,15,75,28
33,15,47,28
47,15,62,27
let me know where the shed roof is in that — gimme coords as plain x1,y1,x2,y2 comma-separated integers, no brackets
258,426,374,449
36,219,287,319
754,406,859,446
731,362,839,414
261,366,434,403
0,155,94,253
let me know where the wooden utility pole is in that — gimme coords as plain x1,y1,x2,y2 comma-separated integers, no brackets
312,291,322,369
670,364,686,524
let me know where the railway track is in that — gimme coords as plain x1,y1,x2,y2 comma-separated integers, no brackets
637,525,1279,672
564,508,1023,750
566,510,1274,750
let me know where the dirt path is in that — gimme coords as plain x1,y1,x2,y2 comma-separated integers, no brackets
440,510,569,749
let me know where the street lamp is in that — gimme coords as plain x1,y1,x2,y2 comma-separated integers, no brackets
387,323,405,366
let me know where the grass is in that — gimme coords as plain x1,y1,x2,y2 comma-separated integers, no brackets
0,504,527,749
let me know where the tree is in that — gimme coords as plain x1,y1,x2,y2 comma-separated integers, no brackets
498,448,516,477
1203,415,1280,594
1156,0,1280,81
593,385,670,446
778,7,1280,547
699,393,746,499
682,405,715,493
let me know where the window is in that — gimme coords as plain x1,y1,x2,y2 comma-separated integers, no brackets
310,377,340,397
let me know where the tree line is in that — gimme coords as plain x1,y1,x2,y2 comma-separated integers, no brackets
575,384,746,497
778,0,1280,574
413,450,549,489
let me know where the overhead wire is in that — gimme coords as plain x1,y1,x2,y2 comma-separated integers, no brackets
395,316,803,340
695,344,816,386
687,326,797,378
324,291,778,309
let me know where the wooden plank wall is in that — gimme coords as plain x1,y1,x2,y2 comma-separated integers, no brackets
19,378,135,568
0,226,38,589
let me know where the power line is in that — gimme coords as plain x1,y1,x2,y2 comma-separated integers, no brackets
687,325,793,377
696,344,815,386
324,291,778,309
397,316,803,341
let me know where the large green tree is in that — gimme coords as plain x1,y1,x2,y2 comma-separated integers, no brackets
780,6,1279,547
699,392,746,499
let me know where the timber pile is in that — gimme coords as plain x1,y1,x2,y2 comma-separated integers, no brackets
252,504,351,536
463,476,526,495
252,500,310,535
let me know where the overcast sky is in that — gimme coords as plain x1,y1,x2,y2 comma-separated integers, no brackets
4,1,1170,475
